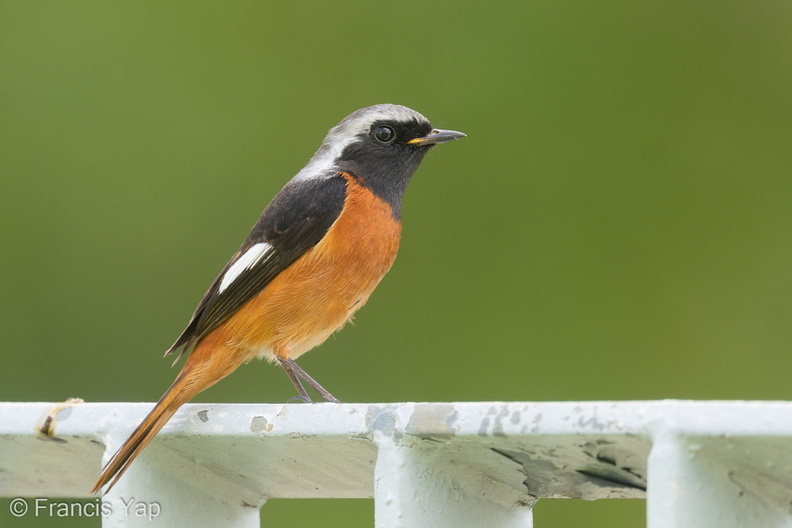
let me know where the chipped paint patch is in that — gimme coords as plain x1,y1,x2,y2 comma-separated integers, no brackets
365,405,398,437
479,405,510,437
197,410,210,423
492,434,650,500
406,403,458,438
492,406,510,437
510,410,521,424
250,415,272,433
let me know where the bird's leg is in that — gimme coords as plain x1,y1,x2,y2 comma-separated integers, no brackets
280,358,340,403
279,359,313,402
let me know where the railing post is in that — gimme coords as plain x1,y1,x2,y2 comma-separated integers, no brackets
97,411,263,528
647,431,792,528
373,416,534,528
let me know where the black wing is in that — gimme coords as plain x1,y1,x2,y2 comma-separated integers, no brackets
166,174,347,356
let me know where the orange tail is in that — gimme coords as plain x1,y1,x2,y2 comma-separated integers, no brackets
91,341,248,494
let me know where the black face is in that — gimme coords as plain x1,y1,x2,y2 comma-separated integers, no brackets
369,119,434,148
334,118,435,219
338,119,434,165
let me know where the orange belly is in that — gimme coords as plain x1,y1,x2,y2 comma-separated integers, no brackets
203,173,402,363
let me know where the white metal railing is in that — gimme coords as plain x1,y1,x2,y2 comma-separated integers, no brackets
2,401,791,527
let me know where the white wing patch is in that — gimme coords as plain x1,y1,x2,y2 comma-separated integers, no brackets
218,242,273,293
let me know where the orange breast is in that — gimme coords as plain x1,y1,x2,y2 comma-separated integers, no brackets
207,173,402,362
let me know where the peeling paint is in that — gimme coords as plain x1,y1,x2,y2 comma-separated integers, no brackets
492,406,510,438
366,405,398,437
492,442,648,500
478,416,491,437
197,410,210,423
510,411,521,424
576,413,606,432
250,416,272,433
406,404,458,438
530,412,543,433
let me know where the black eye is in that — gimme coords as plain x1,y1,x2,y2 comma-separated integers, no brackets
373,125,396,143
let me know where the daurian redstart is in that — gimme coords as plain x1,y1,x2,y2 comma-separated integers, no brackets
92,104,465,493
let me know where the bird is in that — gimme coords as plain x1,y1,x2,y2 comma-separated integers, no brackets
91,104,465,493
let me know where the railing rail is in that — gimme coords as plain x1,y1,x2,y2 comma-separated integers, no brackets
2,401,791,527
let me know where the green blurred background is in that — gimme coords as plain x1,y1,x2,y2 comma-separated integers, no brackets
2,1,791,526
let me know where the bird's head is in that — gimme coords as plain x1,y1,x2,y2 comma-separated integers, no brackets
296,104,465,216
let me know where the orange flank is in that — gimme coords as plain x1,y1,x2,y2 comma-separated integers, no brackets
230,172,402,363
91,172,401,493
